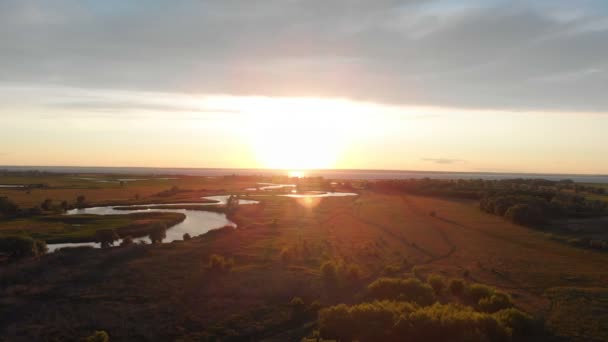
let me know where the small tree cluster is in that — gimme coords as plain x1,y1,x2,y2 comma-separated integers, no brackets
0,236,47,259
149,224,167,244
367,278,436,306
95,229,119,248
318,301,536,342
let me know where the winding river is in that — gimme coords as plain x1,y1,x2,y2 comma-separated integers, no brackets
47,192,357,252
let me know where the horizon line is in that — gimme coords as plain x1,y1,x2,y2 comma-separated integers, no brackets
1,164,607,178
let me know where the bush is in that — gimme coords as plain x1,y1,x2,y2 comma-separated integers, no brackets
120,236,134,247
449,278,466,297
367,278,436,306
34,239,48,255
346,264,362,282
478,292,513,313
504,204,545,225
494,308,538,338
427,274,446,296
183,233,191,241
320,261,338,283
95,229,119,248
0,236,46,258
289,297,306,319
383,265,400,277
318,301,522,342
465,284,495,304
208,254,233,273
85,330,109,342
395,303,511,342
0,197,19,216
149,224,167,244
318,304,353,341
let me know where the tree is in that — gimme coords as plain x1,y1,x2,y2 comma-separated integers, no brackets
40,198,53,211
149,224,167,244
60,200,69,212
0,196,19,216
289,297,306,319
427,274,446,296
226,195,240,212
120,236,134,247
35,239,48,256
320,261,338,284
367,278,436,306
76,195,87,209
95,229,119,248
505,204,544,225
449,278,466,298
0,236,45,258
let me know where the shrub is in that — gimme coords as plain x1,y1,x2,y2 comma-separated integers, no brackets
318,304,353,341
504,204,544,225
95,229,119,248
208,254,233,273
120,236,134,247
0,197,19,216
320,261,338,283
449,278,466,297
465,284,495,305
289,297,306,319
346,264,362,282
149,224,167,244
494,308,538,338
40,198,53,211
367,278,436,306
76,195,86,209
427,274,446,296
183,233,191,241
85,330,109,342
318,301,518,342
34,239,48,255
0,236,43,258
395,303,511,342
383,265,400,277
478,292,513,313
309,300,322,313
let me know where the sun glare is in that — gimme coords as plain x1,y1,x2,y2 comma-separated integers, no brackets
288,170,305,178
239,97,358,170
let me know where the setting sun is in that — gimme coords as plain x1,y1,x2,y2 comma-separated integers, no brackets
239,97,356,170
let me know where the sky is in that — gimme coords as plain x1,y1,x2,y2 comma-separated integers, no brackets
0,0,607,174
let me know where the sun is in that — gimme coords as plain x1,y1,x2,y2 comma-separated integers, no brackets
243,97,351,170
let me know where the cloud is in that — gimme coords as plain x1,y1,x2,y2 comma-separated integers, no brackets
0,0,607,111
51,100,240,115
422,158,466,165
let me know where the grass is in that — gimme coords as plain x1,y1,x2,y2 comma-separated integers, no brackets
1,174,608,340
0,212,186,243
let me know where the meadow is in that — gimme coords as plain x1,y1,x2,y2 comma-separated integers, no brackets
1,172,607,341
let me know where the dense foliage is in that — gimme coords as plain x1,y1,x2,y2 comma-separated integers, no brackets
0,236,47,258
317,276,539,342
372,178,607,225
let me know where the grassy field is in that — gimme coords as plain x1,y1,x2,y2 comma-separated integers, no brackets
1,174,608,340
0,212,186,243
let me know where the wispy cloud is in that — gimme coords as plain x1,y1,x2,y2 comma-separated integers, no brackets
422,158,465,165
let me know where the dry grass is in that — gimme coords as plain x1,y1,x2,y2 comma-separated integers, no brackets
1,175,608,340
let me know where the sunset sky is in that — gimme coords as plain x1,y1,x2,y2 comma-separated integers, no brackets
1,0,607,174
